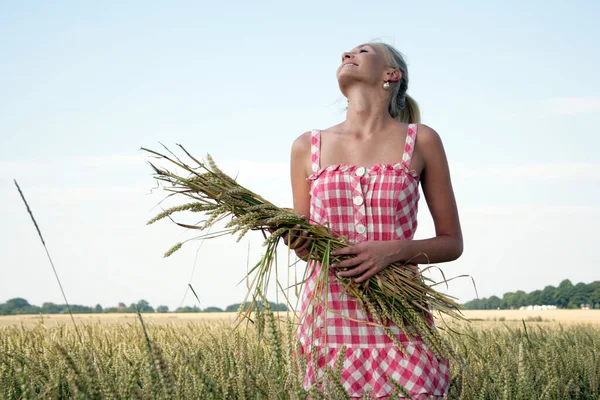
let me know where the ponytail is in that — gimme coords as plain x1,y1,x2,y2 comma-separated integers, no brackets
396,94,421,124
373,42,422,124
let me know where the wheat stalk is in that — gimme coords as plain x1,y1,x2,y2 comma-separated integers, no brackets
142,144,467,362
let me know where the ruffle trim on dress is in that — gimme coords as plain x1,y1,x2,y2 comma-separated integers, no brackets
306,163,420,183
300,344,449,398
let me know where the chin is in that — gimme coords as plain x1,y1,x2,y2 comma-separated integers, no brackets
337,72,357,87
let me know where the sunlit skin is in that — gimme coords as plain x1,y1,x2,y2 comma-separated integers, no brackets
283,43,463,283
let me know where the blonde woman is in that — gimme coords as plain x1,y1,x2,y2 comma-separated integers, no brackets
283,42,463,398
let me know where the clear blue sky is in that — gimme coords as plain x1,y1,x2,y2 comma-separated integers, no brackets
1,1,599,310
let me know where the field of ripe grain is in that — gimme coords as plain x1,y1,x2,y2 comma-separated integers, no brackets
0,311,242,327
1,309,599,328
1,309,600,399
458,309,600,324
0,311,287,327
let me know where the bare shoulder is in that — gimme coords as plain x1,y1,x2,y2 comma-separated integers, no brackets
291,130,312,156
292,122,343,152
416,123,443,147
416,123,446,157
316,122,345,140
290,131,314,178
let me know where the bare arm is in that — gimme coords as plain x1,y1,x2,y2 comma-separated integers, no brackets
278,131,312,259
290,131,312,218
392,124,463,264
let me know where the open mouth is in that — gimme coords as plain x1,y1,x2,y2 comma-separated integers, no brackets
343,63,358,68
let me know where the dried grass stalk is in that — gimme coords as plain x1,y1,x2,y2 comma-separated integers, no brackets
142,144,468,362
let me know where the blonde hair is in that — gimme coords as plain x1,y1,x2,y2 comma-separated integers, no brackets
373,42,421,124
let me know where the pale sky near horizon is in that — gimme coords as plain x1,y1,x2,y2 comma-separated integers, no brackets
1,1,599,311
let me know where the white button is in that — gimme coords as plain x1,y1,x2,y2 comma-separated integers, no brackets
355,167,366,176
353,196,363,206
356,224,366,234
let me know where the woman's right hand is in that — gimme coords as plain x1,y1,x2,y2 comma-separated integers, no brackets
269,215,312,261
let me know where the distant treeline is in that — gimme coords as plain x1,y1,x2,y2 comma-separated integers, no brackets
463,279,600,310
6,278,598,315
0,298,288,316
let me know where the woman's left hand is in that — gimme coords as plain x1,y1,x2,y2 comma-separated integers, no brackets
331,241,403,283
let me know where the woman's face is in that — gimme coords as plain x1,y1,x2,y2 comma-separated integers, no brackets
336,44,388,89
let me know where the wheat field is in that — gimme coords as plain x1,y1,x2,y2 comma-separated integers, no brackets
2,309,599,328
1,309,600,399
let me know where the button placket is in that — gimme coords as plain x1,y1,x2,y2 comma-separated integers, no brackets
352,167,368,241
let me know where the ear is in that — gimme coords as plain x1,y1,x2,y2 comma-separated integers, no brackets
385,68,402,83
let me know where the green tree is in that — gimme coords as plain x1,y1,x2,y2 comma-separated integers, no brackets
487,296,501,310
70,305,93,313
554,279,574,308
6,298,30,309
41,302,62,314
462,298,481,310
588,281,600,294
225,303,241,312
568,282,593,309
0,304,9,315
136,300,154,313
501,292,516,309
156,305,169,313
272,303,288,311
540,285,556,305
590,288,600,309
94,304,103,313
175,305,201,313
13,306,40,314
203,307,223,312
513,291,527,308
224,302,288,312
526,290,542,306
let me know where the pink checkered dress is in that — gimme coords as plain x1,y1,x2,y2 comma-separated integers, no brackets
298,124,450,399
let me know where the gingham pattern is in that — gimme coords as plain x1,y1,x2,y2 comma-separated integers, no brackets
299,124,449,398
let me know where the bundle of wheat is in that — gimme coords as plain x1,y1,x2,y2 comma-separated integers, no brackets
142,144,466,361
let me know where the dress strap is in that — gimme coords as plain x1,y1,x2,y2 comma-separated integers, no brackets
401,123,418,172
311,129,321,173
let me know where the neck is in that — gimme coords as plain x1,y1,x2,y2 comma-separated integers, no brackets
343,86,394,137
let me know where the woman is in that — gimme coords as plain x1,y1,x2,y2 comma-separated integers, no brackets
284,42,463,399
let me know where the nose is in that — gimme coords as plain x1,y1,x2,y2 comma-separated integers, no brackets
341,52,353,62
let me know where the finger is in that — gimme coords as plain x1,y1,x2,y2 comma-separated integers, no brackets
291,228,309,249
295,236,312,253
284,225,300,246
293,242,311,257
289,234,302,250
331,246,359,257
331,255,364,270
336,263,370,278
280,232,289,243
296,247,310,260
354,268,377,283
283,230,302,249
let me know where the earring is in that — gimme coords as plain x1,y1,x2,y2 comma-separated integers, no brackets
383,81,391,89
